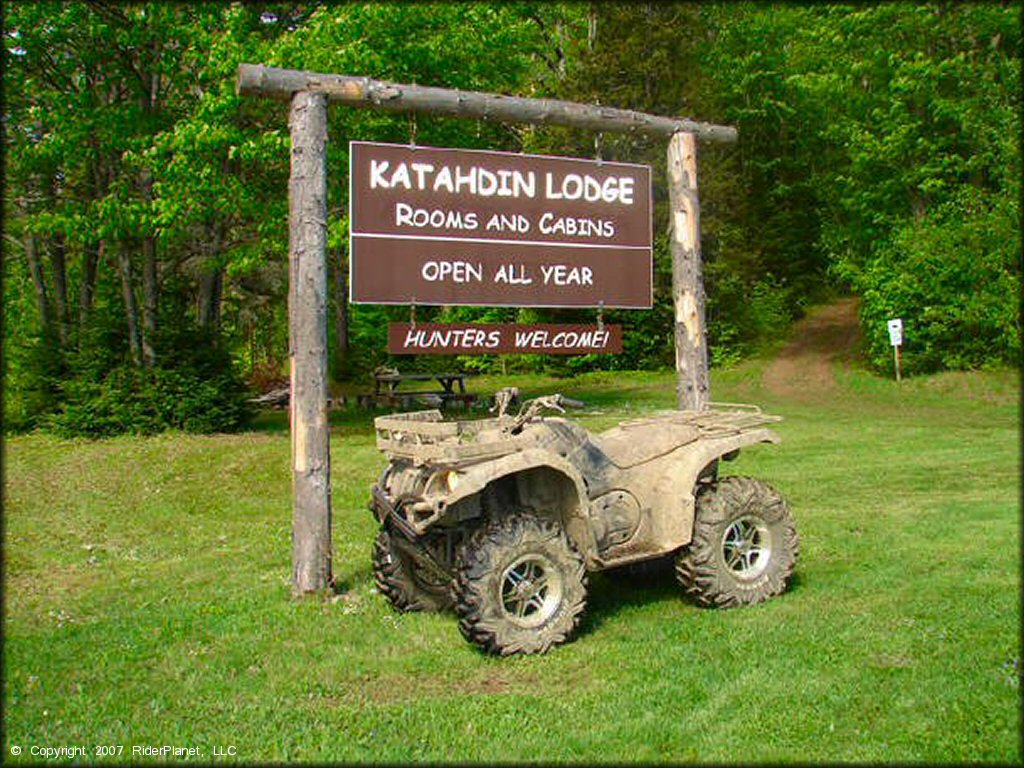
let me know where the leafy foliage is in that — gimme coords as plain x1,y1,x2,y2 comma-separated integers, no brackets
48,323,253,438
3,2,1019,437
854,189,1021,373
703,2,1020,371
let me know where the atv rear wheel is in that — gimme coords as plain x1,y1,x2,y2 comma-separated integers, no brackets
372,526,453,612
675,476,798,608
454,513,587,655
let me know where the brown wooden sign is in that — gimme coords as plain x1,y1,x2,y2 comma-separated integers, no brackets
388,323,622,355
350,142,652,308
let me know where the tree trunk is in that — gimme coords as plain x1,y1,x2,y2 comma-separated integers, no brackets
333,246,350,377
49,232,71,346
288,90,332,596
197,267,223,332
666,132,709,411
23,173,53,338
140,168,158,366
82,149,109,333
554,17,567,79
79,240,102,329
197,219,226,334
117,240,144,367
46,169,71,347
25,234,52,335
644,3,654,104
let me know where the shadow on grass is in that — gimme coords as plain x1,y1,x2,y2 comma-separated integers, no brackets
246,406,389,436
246,402,497,438
331,563,376,597
577,555,807,640
785,569,806,594
578,557,684,637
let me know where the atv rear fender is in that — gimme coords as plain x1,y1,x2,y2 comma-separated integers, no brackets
636,427,781,558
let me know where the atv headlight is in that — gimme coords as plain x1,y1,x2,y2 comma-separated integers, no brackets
426,470,460,496
442,470,460,493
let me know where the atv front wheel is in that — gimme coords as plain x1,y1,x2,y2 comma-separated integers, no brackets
372,526,453,612
675,476,798,608
454,513,587,655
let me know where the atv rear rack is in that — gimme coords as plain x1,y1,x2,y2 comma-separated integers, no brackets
374,410,517,465
615,408,782,437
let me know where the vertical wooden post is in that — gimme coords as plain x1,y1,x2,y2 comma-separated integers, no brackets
667,131,709,411
288,90,332,595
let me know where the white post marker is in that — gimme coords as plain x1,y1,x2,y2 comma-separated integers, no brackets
887,318,904,382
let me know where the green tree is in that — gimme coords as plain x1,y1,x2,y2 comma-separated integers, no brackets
3,2,571,431
4,2,262,431
785,3,1020,371
700,2,1020,371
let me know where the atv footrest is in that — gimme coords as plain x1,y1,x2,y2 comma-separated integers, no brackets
371,483,420,540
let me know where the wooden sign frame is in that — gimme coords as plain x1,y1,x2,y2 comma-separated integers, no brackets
236,63,736,595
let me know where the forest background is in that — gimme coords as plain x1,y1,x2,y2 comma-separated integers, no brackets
3,1,1020,436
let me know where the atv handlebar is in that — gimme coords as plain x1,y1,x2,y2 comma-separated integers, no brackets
505,394,584,434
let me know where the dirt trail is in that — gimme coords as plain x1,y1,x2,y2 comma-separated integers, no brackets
763,297,861,398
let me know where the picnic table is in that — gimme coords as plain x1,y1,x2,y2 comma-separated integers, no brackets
373,371,472,397
362,370,478,409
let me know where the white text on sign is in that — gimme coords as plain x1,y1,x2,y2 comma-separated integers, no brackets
371,162,636,205
420,261,593,287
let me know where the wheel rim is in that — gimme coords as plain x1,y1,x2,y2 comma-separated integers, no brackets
721,515,772,580
410,559,449,592
499,554,563,628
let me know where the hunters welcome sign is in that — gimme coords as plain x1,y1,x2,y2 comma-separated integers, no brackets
387,322,623,355
349,142,652,308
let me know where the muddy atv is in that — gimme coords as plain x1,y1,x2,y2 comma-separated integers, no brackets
369,393,797,655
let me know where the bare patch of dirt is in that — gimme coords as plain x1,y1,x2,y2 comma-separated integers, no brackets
763,298,861,399
328,660,596,706
325,669,543,706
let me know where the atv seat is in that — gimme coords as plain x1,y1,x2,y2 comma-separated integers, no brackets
592,420,701,469
593,409,782,469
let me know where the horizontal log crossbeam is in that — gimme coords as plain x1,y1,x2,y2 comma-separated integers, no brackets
237,64,737,143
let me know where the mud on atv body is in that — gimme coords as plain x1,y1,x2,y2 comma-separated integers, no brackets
369,395,798,655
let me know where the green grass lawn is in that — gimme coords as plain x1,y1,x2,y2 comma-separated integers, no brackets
3,360,1020,763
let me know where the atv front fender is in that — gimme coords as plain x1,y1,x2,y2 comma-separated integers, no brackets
445,448,588,510
442,449,594,554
